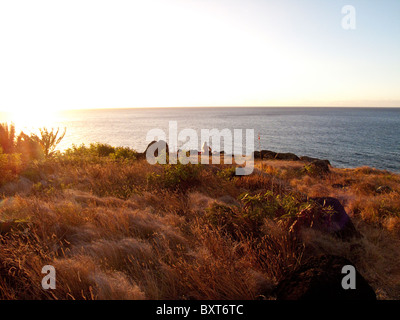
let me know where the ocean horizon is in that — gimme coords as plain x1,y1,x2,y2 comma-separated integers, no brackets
2,107,400,172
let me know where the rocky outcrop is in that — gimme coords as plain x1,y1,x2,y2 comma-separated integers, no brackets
144,140,169,157
290,197,362,240
274,255,376,300
305,160,330,176
253,151,332,166
300,156,331,166
274,152,300,161
313,197,361,240
135,140,170,160
253,150,277,160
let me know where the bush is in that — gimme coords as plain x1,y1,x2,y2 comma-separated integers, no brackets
65,143,115,158
65,143,138,161
163,163,202,191
146,162,203,192
0,151,23,185
205,203,238,229
110,147,138,161
204,191,306,239
16,133,44,162
0,123,16,154
91,143,116,157
32,127,66,158
217,167,237,181
239,191,304,223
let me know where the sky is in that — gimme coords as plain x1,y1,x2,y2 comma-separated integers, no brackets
0,0,399,113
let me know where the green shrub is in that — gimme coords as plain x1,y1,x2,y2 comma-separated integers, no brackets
146,162,202,191
21,163,42,182
65,143,115,158
91,143,116,157
0,151,23,185
65,143,139,164
110,147,138,161
217,167,237,181
146,172,162,187
163,163,202,191
239,191,306,222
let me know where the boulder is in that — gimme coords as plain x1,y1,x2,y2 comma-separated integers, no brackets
290,197,362,240
143,140,169,162
144,140,169,156
261,150,277,160
253,151,261,159
135,152,145,160
300,155,318,162
254,150,277,160
305,160,330,176
274,255,376,300
274,152,300,161
300,156,331,166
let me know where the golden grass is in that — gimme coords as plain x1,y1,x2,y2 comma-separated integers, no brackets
0,155,399,299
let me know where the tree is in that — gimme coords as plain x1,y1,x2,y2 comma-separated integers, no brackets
32,127,66,158
16,132,44,161
0,123,16,154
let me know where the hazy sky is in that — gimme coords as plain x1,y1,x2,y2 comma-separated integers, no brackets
0,0,399,113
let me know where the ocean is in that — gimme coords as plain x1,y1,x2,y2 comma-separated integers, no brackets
1,107,400,172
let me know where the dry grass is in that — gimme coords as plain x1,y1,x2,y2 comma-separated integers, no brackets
0,153,399,300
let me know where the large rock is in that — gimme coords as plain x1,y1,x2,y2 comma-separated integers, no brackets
305,160,330,176
274,255,376,300
253,150,277,160
274,152,300,161
300,156,331,166
144,140,169,156
254,150,303,161
261,150,277,160
143,140,169,162
290,197,361,240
